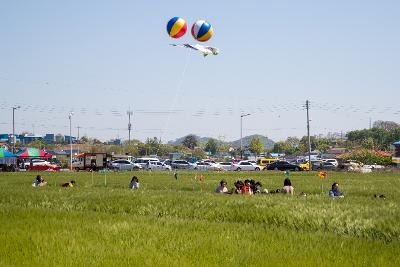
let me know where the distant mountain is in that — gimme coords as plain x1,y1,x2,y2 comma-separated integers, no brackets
230,134,275,150
168,134,275,149
168,134,200,145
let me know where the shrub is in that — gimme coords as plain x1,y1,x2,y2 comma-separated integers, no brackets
339,149,392,166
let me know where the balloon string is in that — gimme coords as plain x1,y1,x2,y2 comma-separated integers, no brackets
157,49,191,153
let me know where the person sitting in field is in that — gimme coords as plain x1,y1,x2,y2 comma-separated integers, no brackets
282,178,294,195
32,175,47,187
241,179,253,195
251,181,263,194
61,180,76,188
129,176,140,190
329,182,344,198
232,180,244,194
215,180,228,193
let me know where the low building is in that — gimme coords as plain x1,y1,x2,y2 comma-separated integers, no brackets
323,148,347,159
44,134,55,144
22,134,44,144
0,134,9,142
64,135,77,144
106,139,122,145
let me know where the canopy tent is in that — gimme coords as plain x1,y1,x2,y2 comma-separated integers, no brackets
16,148,53,159
0,148,17,165
0,148,15,158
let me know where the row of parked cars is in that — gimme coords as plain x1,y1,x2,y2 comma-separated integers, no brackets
20,157,342,172
110,159,261,171
109,157,340,172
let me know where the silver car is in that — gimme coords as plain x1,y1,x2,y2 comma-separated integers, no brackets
218,162,234,171
147,161,172,171
171,160,194,169
193,161,224,171
232,161,263,171
111,160,141,171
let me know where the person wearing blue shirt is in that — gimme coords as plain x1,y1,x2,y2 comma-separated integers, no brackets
329,182,344,198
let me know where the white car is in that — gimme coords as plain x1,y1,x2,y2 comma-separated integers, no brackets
201,159,217,164
232,161,263,171
193,161,224,171
322,159,338,167
218,162,234,171
111,160,141,171
363,164,384,170
24,159,51,168
134,158,160,168
146,161,172,171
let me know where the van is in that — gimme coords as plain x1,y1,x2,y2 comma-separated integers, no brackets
257,158,278,166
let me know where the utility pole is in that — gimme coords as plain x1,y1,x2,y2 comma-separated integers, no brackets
12,106,20,153
127,110,133,143
240,113,251,159
68,112,74,171
306,100,311,171
77,125,81,141
76,125,81,154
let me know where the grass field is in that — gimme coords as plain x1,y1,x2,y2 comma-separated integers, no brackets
1,170,399,266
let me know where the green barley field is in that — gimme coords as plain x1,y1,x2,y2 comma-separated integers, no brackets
1,170,399,266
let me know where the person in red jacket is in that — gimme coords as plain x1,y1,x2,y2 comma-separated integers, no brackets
241,179,253,195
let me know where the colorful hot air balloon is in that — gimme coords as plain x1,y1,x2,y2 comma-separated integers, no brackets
191,20,213,42
167,17,187,39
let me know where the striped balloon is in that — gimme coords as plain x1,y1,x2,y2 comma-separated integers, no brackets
167,17,187,39
191,20,213,42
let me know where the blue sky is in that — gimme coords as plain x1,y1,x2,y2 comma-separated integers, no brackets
1,0,399,142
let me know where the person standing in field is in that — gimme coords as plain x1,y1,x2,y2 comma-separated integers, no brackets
215,180,228,193
282,178,294,195
329,182,344,198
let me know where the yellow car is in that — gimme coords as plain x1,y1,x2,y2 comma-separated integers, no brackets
299,160,323,171
257,158,279,167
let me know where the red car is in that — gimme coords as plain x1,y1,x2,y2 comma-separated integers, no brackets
28,163,61,172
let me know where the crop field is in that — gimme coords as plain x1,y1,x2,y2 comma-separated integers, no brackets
1,170,399,266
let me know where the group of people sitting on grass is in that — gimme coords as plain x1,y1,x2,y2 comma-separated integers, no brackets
31,175,76,188
32,173,344,198
215,177,344,198
215,178,293,195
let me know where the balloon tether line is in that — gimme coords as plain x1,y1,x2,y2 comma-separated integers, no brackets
156,50,191,154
